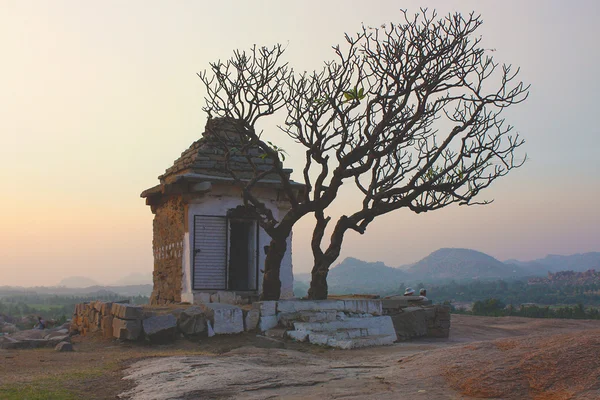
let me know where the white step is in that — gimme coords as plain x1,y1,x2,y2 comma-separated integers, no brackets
293,316,396,337
307,332,396,349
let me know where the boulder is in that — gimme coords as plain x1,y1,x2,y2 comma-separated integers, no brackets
143,314,178,343
200,303,244,335
111,303,143,320
389,307,428,340
113,318,142,340
55,341,74,352
177,307,206,336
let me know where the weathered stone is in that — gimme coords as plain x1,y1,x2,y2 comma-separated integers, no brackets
101,302,113,316
194,292,211,305
389,308,428,341
113,318,142,340
253,301,276,316
215,291,236,305
94,301,103,312
55,341,74,352
111,303,143,320
294,316,396,338
258,315,278,332
177,307,206,336
102,316,114,338
200,303,244,335
143,314,178,343
277,300,345,314
243,309,260,331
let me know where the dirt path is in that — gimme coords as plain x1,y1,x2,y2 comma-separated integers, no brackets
3,315,600,399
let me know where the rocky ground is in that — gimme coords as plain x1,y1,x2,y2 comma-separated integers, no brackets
2,315,600,399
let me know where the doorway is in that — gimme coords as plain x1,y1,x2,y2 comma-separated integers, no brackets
228,219,258,291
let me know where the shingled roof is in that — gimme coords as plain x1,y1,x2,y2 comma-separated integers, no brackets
141,118,295,199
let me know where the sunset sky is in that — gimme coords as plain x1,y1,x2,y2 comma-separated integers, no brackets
1,0,598,287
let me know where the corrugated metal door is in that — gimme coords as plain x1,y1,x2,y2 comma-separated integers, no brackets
193,215,227,290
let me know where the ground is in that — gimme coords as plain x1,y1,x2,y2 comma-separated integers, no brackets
1,315,599,399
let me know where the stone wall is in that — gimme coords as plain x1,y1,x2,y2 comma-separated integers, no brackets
151,196,186,305
381,297,450,340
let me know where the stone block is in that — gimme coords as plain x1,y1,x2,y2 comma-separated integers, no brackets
94,302,103,312
252,301,277,317
276,300,345,314
294,316,396,338
243,309,260,331
177,307,206,336
200,303,244,335
286,330,309,342
215,291,237,305
101,316,114,339
143,314,178,343
390,308,428,341
101,302,113,316
194,292,211,305
111,303,143,320
258,315,278,332
113,318,142,340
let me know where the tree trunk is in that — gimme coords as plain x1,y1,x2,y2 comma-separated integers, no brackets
307,259,330,300
260,235,287,301
307,216,348,300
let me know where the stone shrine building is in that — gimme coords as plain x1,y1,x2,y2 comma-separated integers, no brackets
141,118,299,305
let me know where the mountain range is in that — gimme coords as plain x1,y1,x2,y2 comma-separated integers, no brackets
294,249,600,295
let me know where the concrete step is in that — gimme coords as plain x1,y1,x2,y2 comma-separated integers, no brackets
334,334,396,349
293,316,395,337
287,329,395,349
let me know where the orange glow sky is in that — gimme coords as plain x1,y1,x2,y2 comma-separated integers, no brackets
1,1,599,286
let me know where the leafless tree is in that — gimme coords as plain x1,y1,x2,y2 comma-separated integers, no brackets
198,9,529,300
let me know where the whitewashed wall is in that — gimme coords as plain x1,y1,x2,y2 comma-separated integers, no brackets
180,187,294,302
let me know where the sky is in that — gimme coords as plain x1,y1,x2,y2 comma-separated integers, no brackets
1,0,599,286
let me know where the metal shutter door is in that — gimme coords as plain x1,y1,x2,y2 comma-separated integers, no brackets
193,215,227,290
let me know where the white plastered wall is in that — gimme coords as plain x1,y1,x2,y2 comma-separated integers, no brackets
180,186,294,303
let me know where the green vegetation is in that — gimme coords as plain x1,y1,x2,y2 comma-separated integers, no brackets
0,293,149,328
425,279,600,307
0,365,109,400
450,298,600,320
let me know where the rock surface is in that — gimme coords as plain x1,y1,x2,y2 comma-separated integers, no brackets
143,314,178,343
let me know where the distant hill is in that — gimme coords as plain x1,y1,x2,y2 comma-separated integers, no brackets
112,272,153,286
405,248,525,282
57,276,99,288
0,284,152,297
507,252,600,274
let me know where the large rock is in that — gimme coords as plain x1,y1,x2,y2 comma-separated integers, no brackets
143,314,178,343
389,307,428,340
177,307,206,336
200,303,243,335
113,318,142,340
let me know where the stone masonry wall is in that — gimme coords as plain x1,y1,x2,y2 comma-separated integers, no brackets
151,196,186,305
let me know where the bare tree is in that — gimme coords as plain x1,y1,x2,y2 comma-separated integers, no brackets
198,10,529,300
